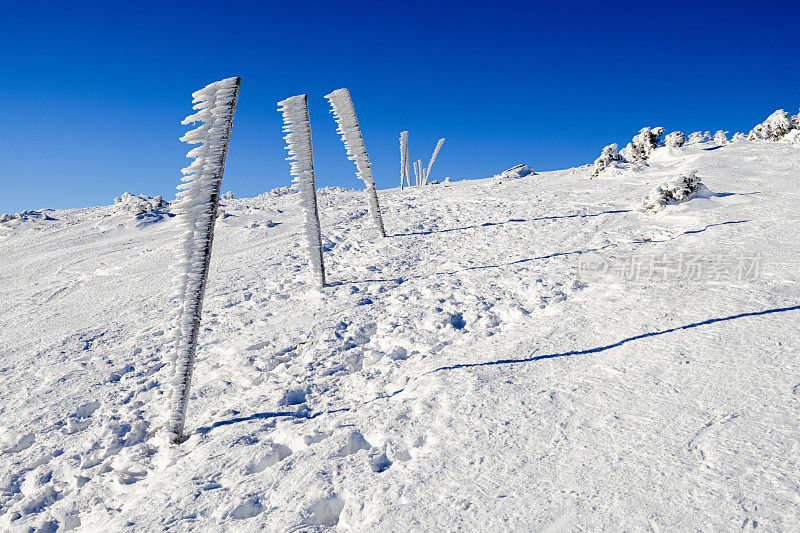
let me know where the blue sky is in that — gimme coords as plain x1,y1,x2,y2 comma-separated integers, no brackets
2,1,799,214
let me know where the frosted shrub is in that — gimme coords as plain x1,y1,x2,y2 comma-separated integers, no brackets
221,191,235,200
664,131,686,147
749,109,796,141
713,130,729,144
785,130,800,145
686,131,709,145
591,144,621,177
114,192,166,216
640,171,710,213
731,132,747,142
620,127,665,163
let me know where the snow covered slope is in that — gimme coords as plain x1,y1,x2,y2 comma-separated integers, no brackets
1,141,799,531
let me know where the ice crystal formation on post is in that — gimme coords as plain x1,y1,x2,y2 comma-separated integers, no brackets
324,88,386,237
167,76,240,443
278,94,326,288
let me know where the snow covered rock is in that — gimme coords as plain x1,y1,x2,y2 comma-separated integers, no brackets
640,171,710,213
493,164,534,180
620,127,665,163
591,144,621,177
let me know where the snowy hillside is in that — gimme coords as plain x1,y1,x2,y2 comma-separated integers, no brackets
1,141,799,531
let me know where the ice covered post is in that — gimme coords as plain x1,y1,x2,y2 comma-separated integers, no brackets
324,88,387,237
422,138,445,185
166,77,240,443
277,94,326,288
400,131,409,189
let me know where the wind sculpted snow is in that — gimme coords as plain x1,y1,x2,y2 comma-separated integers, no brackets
0,141,799,530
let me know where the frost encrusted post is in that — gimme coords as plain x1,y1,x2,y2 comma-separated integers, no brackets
324,88,387,237
400,131,409,189
166,77,240,444
277,94,326,288
422,138,445,185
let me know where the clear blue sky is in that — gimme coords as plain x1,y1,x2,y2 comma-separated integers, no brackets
2,1,798,214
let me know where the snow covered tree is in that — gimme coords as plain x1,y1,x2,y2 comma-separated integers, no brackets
749,109,795,141
686,131,709,145
278,94,326,289
664,131,686,147
400,131,410,189
731,132,747,142
620,126,664,163
640,171,710,213
422,138,445,185
325,88,386,237
167,77,240,443
713,130,729,144
591,143,621,177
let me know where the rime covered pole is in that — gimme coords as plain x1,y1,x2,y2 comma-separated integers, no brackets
167,77,240,443
423,138,445,185
324,88,387,237
400,131,409,189
277,94,326,288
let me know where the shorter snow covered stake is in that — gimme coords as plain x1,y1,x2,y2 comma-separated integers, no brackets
422,138,445,185
400,131,410,189
166,77,240,443
325,88,387,237
278,94,326,287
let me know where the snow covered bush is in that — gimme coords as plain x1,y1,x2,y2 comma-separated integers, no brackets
686,131,710,145
640,171,710,213
748,109,797,141
620,127,665,163
114,192,166,216
732,132,747,142
494,163,534,180
221,191,235,200
167,76,240,443
664,131,686,148
591,144,621,177
785,130,800,145
0,210,56,223
714,130,729,144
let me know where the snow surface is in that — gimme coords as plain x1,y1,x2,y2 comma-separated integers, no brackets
1,141,799,531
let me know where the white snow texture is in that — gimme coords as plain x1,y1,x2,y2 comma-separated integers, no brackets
167,76,240,442
278,94,326,288
325,88,387,237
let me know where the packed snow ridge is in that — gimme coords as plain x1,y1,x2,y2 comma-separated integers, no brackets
0,108,799,531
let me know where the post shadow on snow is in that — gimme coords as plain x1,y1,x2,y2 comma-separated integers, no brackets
193,407,351,436
192,304,800,436
391,209,632,237
429,305,800,374
332,220,749,285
